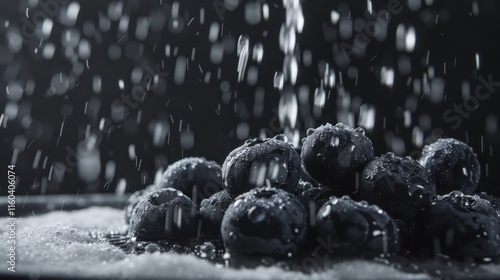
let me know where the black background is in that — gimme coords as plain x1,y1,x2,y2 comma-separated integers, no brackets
0,0,499,197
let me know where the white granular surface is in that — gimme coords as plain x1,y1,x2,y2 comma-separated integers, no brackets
0,207,431,279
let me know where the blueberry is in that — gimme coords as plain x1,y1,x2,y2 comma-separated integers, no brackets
199,190,233,238
414,191,500,259
129,188,199,242
159,157,224,205
221,187,308,257
419,138,480,194
315,196,400,257
359,153,436,221
124,184,158,224
222,135,301,198
477,192,500,218
301,123,374,195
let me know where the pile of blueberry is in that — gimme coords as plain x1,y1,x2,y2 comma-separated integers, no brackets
122,123,500,266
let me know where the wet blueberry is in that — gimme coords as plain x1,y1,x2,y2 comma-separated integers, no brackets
124,184,158,224
199,190,233,238
301,123,374,195
159,157,224,206
477,192,500,218
359,153,436,221
222,135,301,198
315,196,400,257
129,188,199,242
419,138,480,195
414,191,500,259
221,187,308,257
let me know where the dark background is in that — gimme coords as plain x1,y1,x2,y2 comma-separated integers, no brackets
0,0,499,197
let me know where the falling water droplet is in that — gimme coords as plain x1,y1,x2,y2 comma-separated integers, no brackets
252,42,264,64
274,72,284,91
283,54,298,85
278,91,298,129
237,35,250,83
313,86,326,118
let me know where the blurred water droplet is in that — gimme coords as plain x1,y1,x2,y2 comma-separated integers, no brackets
283,55,298,85
180,130,194,150
224,0,240,11
6,81,23,101
105,161,116,180
279,91,298,129
174,56,187,85
303,49,312,67
313,87,326,118
274,72,284,91
262,4,269,21
430,77,445,104
405,27,416,52
135,17,150,41
236,122,250,141
279,26,295,54
115,178,127,195
41,18,54,38
331,10,340,24
408,0,422,11
49,72,70,95
396,24,416,53
6,27,22,53
252,43,263,64
237,35,250,83
245,2,262,25
77,136,101,183
118,79,125,90
209,22,220,43
60,2,81,26
380,66,394,88
339,16,353,40
412,126,424,147
475,52,480,70
358,104,376,132
43,43,56,59
324,64,336,89
210,43,224,64
151,120,170,147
